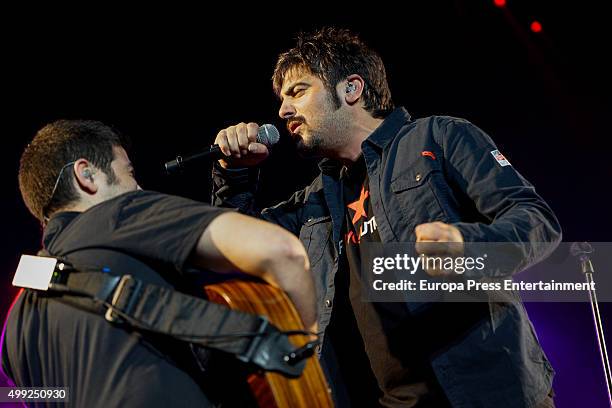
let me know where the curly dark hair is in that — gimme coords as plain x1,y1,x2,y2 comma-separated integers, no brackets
18,119,128,223
272,27,394,118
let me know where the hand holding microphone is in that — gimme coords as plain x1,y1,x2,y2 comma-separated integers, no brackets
216,122,278,169
165,123,279,173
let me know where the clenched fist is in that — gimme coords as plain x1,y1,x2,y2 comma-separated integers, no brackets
215,122,270,168
415,221,464,277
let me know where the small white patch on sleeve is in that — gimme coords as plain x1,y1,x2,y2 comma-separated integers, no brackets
491,150,511,167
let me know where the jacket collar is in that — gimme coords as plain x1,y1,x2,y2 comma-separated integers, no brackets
318,158,343,178
43,211,80,249
363,107,411,150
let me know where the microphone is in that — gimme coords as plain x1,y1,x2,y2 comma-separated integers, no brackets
164,124,280,174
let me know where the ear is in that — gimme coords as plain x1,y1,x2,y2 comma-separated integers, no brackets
343,74,365,105
73,159,98,194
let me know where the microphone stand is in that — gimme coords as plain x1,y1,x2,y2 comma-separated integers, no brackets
571,242,612,406
165,145,223,174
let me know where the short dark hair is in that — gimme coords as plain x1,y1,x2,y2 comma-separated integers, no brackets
18,119,128,223
272,27,394,118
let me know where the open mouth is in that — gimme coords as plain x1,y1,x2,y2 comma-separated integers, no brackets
288,121,302,134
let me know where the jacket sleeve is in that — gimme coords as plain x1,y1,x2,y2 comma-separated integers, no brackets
211,162,304,235
435,117,562,277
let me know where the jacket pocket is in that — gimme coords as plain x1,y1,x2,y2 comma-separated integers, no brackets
299,215,332,268
390,163,447,225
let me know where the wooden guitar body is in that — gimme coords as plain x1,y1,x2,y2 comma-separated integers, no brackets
205,280,333,408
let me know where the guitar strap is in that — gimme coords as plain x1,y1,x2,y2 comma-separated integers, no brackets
20,250,309,378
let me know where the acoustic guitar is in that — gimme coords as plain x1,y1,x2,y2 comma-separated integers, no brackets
205,280,333,408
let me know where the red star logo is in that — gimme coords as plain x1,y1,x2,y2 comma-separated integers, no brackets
347,185,369,225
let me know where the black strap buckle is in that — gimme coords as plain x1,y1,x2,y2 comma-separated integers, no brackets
236,316,309,377
237,316,270,364
104,274,142,323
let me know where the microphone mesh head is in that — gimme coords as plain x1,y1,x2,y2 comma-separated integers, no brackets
257,124,280,147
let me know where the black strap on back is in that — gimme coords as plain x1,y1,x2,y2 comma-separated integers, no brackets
34,250,313,378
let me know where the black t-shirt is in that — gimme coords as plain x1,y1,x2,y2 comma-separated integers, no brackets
1,191,230,407
332,157,449,408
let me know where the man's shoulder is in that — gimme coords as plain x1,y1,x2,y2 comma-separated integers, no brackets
85,190,200,219
93,190,167,209
412,114,471,124
47,190,205,248
409,115,473,133
393,115,478,147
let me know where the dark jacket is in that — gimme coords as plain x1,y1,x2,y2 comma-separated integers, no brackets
212,108,562,407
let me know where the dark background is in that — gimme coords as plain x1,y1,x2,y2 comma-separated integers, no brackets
1,1,611,406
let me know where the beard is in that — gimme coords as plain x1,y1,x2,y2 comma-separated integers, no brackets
294,130,324,158
290,91,351,158
295,115,351,159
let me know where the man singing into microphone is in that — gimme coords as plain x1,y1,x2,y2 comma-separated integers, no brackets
212,27,561,407
2,119,317,406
